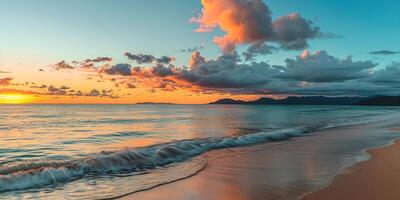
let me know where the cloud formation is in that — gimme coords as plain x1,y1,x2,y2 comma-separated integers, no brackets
84,57,113,63
242,42,277,61
44,85,118,98
124,52,174,64
276,50,375,82
366,62,400,83
179,43,205,53
190,0,321,53
45,49,400,97
0,77,13,86
130,51,278,89
272,13,320,50
123,49,400,96
156,56,175,64
179,52,278,88
369,50,399,55
188,51,206,69
124,53,155,64
99,63,132,76
53,61,75,70
48,85,68,95
52,57,112,71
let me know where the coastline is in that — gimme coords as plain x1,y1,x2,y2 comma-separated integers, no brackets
118,121,400,200
302,137,400,200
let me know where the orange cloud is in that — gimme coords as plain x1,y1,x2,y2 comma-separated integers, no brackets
0,88,40,95
0,77,13,86
191,0,273,53
191,0,320,53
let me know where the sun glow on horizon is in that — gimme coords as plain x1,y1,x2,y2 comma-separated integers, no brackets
0,94,34,104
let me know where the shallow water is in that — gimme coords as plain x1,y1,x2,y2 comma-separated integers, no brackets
0,105,399,199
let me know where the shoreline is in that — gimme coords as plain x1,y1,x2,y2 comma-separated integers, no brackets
302,136,400,200
118,121,400,200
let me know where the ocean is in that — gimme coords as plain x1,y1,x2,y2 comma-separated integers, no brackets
0,104,399,199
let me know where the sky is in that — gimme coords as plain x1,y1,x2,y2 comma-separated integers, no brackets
0,0,399,104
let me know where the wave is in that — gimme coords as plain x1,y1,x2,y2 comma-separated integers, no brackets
79,118,145,124
0,117,382,192
0,124,322,192
79,116,188,125
93,131,150,138
61,131,151,145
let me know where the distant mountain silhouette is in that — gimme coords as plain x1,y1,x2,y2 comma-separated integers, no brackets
357,96,400,106
209,96,400,106
210,98,247,104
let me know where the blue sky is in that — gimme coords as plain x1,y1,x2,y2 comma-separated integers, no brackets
1,0,399,67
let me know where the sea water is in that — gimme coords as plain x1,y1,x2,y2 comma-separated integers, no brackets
0,104,399,199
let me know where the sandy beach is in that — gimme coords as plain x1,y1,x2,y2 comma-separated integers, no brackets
302,138,400,200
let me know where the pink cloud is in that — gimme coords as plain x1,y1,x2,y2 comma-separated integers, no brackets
0,77,13,86
191,0,320,53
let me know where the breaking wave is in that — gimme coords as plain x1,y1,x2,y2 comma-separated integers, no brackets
0,117,380,192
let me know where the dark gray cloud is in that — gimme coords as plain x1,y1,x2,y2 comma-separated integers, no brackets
164,50,375,90
365,62,400,84
272,13,320,50
53,61,75,70
96,89,118,98
60,86,70,90
156,56,175,64
243,43,278,61
77,57,112,69
124,53,155,64
100,63,132,76
47,49,400,97
276,50,376,82
48,85,68,95
369,50,399,55
151,64,177,77
132,52,278,89
53,57,112,71
124,52,174,64
128,50,400,96
87,89,101,96
84,57,112,63
178,52,278,88
270,80,400,96
45,85,118,98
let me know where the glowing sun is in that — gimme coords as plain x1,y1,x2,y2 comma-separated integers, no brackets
0,94,34,104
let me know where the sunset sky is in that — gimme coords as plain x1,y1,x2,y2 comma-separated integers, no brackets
0,0,399,104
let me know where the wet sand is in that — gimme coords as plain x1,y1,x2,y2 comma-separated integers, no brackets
302,138,400,200
118,122,400,200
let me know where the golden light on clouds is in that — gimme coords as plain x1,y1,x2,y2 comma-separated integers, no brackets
0,94,34,104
